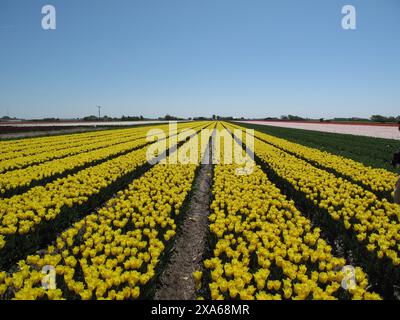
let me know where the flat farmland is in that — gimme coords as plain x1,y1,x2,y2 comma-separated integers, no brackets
237,121,400,140
0,121,399,300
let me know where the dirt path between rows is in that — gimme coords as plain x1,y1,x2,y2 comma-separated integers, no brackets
154,161,213,300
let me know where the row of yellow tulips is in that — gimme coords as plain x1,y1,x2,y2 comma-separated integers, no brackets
0,123,211,252
0,124,213,299
0,126,151,158
228,122,398,195
0,125,165,173
199,132,380,299
223,123,400,267
0,122,203,196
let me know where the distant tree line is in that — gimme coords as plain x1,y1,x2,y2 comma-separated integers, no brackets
159,114,184,121
211,115,241,120
83,115,145,121
329,115,400,123
0,116,18,122
369,115,400,123
280,115,306,121
82,114,189,121
2,114,399,123
261,115,400,123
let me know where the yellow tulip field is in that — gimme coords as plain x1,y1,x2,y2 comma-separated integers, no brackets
0,121,398,300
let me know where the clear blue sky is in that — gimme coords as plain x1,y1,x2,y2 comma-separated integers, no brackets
0,0,399,119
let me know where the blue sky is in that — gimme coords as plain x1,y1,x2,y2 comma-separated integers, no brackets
0,0,399,119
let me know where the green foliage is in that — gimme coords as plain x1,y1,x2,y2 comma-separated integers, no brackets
370,115,400,123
